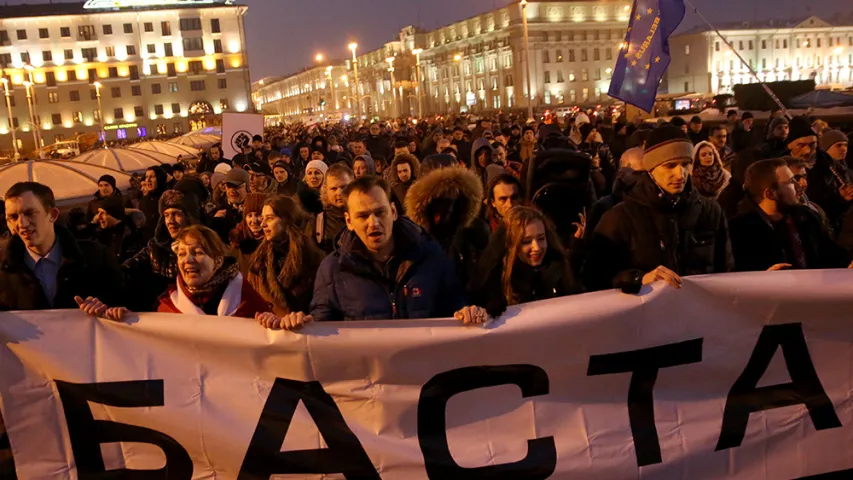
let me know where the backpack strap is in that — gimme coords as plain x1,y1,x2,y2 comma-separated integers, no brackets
315,212,324,244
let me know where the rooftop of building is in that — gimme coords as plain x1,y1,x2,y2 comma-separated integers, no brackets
0,0,245,20
677,15,853,35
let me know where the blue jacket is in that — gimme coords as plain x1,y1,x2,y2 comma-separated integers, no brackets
310,217,467,321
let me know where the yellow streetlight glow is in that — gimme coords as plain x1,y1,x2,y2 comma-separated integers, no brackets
412,48,423,55
453,54,462,62
315,53,324,63
348,43,358,52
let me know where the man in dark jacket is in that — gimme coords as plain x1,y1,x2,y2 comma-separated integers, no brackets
0,182,124,310
304,176,486,323
94,195,143,263
307,163,353,254
451,126,472,165
365,124,391,164
389,153,420,216
687,116,708,145
211,167,249,241
584,147,644,240
731,112,757,153
807,130,853,232
730,158,851,272
583,125,733,293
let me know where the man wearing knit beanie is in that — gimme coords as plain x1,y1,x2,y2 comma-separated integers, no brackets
806,128,853,231
786,116,818,167
583,123,732,295
158,190,201,238
95,195,141,262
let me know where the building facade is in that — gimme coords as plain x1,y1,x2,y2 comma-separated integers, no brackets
666,16,853,95
253,64,351,124
0,0,251,155
253,0,630,122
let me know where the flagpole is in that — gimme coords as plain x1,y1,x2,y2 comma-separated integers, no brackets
682,0,790,118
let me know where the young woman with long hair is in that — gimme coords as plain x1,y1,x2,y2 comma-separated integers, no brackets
248,195,325,316
469,206,580,318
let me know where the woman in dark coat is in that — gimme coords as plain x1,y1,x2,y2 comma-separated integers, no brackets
469,206,579,318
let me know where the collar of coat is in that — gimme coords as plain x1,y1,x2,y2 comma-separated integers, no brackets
1,225,83,272
336,217,433,277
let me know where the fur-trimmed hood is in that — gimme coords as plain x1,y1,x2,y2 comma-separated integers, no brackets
405,165,484,231
390,154,421,182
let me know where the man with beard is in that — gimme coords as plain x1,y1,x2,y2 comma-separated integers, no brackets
246,162,278,196
484,174,524,233
786,116,819,168
729,158,851,272
94,195,143,263
759,116,790,159
389,153,420,216
122,189,200,311
583,125,733,293
807,130,853,232
306,163,354,254
211,168,249,241
405,164,490,288
732,112,757,153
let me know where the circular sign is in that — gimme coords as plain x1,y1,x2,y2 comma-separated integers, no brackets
230,130,252,153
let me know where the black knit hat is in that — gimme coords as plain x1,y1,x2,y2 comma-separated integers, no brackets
670,116,687,127
97,175,117,189
99,195,126,221
786,116,816,144
158,189,200,222
741,112,754,120
643,124,694,171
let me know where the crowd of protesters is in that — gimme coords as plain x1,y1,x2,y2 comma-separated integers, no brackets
1,108,852,331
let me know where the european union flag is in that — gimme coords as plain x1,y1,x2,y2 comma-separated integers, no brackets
608,0,686,112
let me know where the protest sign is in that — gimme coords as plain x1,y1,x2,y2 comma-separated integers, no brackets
1,270,852,479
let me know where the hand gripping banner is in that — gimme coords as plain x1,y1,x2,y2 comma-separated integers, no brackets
1,270,853,479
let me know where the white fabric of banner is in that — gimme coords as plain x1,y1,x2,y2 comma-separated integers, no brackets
1,270,853,479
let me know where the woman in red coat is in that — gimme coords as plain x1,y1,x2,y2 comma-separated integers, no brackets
76,225,275,322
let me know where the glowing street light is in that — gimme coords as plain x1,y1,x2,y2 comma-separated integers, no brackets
315,53,324,63
93,81,106,146
348,43,361,119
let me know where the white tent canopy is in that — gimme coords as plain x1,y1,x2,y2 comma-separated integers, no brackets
185,126,221,137
0,161,131,205
129,141,201,160
169,134,220,149
71,147,176,173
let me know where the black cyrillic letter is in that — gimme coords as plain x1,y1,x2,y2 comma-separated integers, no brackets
238,378,379,480
54,380,193,479
587,338,703,467
716,323,840,451
417,365,556,480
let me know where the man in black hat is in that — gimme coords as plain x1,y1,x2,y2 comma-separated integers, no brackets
245,161,278,195
732,112,757,153
687,115,707,145
211,167,249,241
583,125,733,293
94,195,142,262
172,163,186,183
87,174,123,221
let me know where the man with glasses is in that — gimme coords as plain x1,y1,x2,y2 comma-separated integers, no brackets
729,158,850,272
709,124,737,171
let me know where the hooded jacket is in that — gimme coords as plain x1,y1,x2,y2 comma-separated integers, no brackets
469,226,579,318
310,217,467,321
422,128,445,157
729,199,849,272
405,165,490,289
390,155,422,215
691,140,732,200
583,174,733,293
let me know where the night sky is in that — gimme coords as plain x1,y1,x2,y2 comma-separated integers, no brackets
11,0,850,81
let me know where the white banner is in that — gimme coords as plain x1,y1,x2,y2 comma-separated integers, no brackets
222,112,264,160
2,271,853,479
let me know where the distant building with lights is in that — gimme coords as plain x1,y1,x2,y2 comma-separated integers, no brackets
666,16,853,95
0,0,250,153
253,0,631,122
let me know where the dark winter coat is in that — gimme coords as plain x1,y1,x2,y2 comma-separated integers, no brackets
305,205,347,254
95,221,143,263
729,200,850,272
470,227,579,318
405,165,489,289
310,217,468,321
297,182,323,216
583,174,733,293
583,169,644,242
807,150,853,232
86,189,126,221
732,124,758,153
0,226,125,310
121,220,181,311
365,134,392,162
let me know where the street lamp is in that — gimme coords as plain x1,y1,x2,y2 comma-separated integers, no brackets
325,65,338,112
23,64,43,157
348,42,361,119
386,56,397,119
93,82,106,147
22,81,40,157
412,48,424,118
520,0,534,120
0,77,19,160
315,53,324,63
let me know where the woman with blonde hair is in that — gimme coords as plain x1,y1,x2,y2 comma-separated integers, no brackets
692,140,731,200
469,206,579,318
248,195,325,316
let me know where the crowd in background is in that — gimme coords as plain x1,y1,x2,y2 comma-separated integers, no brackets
1,108,852,330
